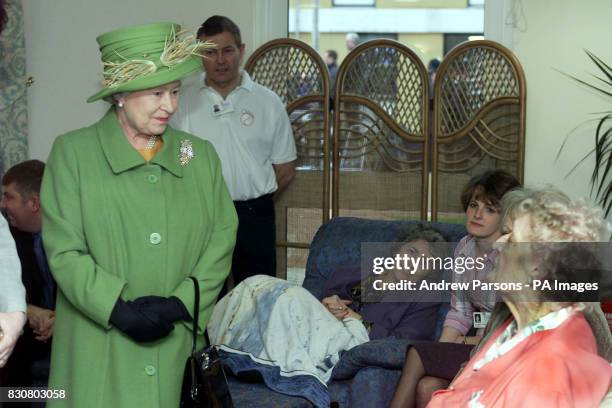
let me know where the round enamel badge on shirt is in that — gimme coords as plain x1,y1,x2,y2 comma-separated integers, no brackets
240,110,255,126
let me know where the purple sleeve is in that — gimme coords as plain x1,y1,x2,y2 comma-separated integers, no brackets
366,302,441,341
323,265,361,299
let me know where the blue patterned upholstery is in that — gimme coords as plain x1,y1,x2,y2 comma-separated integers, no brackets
227,377,313,407
228,217,466,407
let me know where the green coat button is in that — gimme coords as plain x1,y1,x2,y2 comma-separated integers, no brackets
147,174,158,183
144,365,156,376
149,233,161,245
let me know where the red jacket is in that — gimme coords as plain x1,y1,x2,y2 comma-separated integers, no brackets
428,313,611,408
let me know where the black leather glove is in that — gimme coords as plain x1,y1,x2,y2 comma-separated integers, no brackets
109,298,174,342
131,296,190,324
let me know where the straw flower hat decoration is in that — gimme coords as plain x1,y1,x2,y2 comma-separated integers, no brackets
87,22,213,103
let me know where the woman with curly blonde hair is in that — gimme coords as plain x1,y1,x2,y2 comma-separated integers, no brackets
428,188,612,407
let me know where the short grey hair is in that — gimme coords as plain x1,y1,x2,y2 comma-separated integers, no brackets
104,92,130,105
345,32,360,43
499,187,533,230
393,223,450,259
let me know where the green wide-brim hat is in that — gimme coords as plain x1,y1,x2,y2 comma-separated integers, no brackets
87,22,203,103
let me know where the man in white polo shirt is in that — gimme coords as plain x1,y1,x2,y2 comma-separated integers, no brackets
172,15,296,292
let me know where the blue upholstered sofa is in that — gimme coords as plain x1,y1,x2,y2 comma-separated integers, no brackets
227,217,467,408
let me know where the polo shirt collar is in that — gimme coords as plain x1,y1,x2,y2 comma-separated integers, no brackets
200,69,254,93
97,108,183,177
239,70,254,91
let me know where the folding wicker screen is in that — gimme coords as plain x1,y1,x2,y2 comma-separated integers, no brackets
244,39,330,280
431,40,526,222
332,39,429,220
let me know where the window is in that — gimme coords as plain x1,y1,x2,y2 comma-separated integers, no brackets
289,2,483,65
333,0,375,6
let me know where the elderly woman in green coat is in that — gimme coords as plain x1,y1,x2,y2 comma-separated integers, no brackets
40,23,237,407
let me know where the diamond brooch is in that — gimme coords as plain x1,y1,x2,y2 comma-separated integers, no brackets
179,139,194,166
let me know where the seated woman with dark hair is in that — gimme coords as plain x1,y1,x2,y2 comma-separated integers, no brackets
390,169,520,408
428,188,612,407
207,224,449,404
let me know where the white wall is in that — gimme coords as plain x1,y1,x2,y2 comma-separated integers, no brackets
22,0,612,208
510,0,612,203
22,0,287,161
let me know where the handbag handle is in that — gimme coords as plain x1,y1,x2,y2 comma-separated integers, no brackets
188,277,212,354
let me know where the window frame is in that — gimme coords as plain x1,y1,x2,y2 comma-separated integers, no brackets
332,0,376,7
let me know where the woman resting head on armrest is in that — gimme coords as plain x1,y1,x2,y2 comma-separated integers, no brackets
322,223,451,340
206,223,450,402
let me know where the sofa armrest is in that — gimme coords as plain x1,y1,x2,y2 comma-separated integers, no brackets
331,338,412,380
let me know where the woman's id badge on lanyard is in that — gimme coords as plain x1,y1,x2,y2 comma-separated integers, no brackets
473,312,490,329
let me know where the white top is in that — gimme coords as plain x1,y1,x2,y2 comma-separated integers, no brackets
172,71,296,201
0,213,26,312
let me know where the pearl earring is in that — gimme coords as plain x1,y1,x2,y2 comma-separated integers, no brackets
118,101,124,108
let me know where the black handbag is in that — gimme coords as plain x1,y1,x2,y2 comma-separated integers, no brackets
180,277,234,408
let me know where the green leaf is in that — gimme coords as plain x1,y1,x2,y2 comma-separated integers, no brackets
559,52,612,215
586,50,612,83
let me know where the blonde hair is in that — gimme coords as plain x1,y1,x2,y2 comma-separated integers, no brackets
501,187,608,242
499,187,609,305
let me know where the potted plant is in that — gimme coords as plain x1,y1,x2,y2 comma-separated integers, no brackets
559,51,612,215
